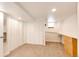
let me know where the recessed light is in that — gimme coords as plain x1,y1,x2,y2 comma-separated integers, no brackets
52,8,56,12
18,17,22,20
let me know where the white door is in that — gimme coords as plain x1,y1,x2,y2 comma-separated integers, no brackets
0,12,4,56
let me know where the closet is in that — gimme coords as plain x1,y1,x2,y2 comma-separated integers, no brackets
3,14,9,56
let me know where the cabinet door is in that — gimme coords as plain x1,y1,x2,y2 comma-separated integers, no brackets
63,36,73,56
72,38,77,57
63,36,77,56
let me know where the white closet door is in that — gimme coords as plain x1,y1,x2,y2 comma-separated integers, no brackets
7,17,23,52
0,12,4,56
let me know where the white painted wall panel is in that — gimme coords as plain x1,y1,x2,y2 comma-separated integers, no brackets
77,3,79,56
7,17,24,52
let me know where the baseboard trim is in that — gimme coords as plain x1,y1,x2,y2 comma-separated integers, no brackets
25,42,45,46
0,51,3,57
5,43,25,57
45,41,61,43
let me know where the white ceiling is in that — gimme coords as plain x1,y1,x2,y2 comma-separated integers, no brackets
0,2,77,22
19,2,77,21
0,2,33,22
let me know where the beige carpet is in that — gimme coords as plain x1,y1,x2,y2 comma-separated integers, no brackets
7,42,67,57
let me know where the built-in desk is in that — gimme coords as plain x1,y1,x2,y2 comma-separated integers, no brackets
45,32,77,56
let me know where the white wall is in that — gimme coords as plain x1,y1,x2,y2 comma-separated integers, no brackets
77,3,79,56
24,19,45,45
45,21,61,33
59,14,77,38
7,17,24,52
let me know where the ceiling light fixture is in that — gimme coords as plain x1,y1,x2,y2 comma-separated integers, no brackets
52,8,56,12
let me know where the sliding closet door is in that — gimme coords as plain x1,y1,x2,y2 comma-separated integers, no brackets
0,12,4,56
7,17,23,52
